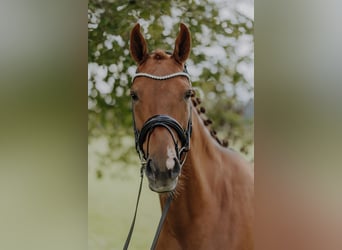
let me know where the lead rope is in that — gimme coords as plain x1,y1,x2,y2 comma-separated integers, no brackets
123,165,145,250
123,165,173,250
150,194,173,250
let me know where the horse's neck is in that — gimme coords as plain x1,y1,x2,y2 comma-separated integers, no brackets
182,108,222,195
157,108,254,248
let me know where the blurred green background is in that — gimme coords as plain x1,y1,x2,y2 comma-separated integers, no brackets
0,1,87,249
88,0,254,249
3,0,341,249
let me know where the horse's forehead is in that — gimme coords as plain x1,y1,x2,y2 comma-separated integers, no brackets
142,80,184,96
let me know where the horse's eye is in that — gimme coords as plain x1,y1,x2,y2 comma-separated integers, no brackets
184,89,194,100
130,91,139,101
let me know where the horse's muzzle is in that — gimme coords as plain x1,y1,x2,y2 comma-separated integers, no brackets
145,158,180,193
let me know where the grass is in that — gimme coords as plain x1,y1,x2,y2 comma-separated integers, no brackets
88,166,161,250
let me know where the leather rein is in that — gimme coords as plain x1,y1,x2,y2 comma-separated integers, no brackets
123,67,192,250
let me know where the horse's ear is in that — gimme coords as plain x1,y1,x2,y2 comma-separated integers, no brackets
130,23,148,64
172,23,191,64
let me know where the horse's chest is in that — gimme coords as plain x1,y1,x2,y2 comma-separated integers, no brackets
160,217,230,250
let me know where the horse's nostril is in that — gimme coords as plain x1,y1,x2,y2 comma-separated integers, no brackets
171,158,180,178
146,158,180,180
146,159,154,178
146,159,161,179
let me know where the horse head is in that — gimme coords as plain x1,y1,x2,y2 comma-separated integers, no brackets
130,23,192,193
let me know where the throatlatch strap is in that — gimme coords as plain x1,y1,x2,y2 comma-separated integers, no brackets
123,166,145,250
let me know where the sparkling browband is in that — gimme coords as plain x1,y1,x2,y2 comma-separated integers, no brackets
132,72,191,82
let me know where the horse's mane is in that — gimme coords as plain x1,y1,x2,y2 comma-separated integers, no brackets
190,92,229,148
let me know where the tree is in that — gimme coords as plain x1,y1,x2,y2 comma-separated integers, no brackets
88,0,254,172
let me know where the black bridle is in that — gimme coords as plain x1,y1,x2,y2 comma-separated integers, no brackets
123,66,192,250
134,113,192,166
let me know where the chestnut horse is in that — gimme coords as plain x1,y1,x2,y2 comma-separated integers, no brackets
129,23,254,250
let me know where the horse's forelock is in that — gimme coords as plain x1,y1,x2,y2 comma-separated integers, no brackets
151,50,169,61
